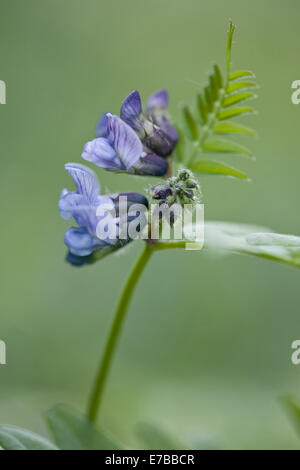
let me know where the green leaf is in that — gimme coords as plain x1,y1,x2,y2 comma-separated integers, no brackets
0,425,58,450
190,159,247,179
225,20,235,74
197,94,208,124
203,222,300,268
227,81,256,94
202,138,253,156
223,92,255,107
213,121,255,136
137,423,185,450
213,63,223,89
282,396,300,437
209,73,218,101
229,70,255,81
204,85,213,113
156,221,300,269
46,404,121,450
182,105,199,140
218,107,255,121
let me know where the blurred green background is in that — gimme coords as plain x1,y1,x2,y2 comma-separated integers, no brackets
1,0,300,450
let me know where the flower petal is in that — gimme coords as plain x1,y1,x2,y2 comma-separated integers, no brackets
110,192,149,217
64,226,105,256
120,90,143,131
132,153,168,176
146,89,169,115
95,112,108,137
59,189,86,221
154,115,178,146
66,251,92,266
82,138,124,171
65,163,100,204
106,114,143,169
71,205,99,234
112,192,149,208
142,126,175,157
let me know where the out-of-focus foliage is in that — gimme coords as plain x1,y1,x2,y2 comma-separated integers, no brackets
0,425,57,450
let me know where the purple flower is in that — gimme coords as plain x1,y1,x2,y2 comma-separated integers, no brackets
82,114,167,176
59,163,149,264
95,113,108,137
120,90,178,157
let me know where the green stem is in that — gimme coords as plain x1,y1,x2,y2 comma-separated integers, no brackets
87,243,154,423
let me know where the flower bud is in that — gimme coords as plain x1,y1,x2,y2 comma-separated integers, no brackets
142,124,176,157
148,168,201,207
149,184,173,200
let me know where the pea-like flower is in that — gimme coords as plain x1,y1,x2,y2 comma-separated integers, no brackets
120,89,178,157
82,114,167,177
59,163,148,265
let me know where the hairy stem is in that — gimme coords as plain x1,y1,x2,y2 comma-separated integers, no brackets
87,243,154,423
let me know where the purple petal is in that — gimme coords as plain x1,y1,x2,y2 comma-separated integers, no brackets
59,189,86,221
64,226,105,256
95,113,108,137
154,114,178,146
71,205,99,234
65,163,100,204
146,89,169,115
111,192,149,209
82,138,124,171
120,90,143,131
107,114,143,170
110,193,149,218
132,153,168,176
142,126,175,157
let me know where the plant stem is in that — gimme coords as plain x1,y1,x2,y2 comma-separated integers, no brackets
87,242,154,423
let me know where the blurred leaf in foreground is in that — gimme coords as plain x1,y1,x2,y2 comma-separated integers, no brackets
46,404,121,450
136,423,185,450
282,396,300,439
0,425,57,450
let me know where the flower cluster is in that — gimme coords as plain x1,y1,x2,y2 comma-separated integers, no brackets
149,169,201,206
83,89,177,177
59,89,178,265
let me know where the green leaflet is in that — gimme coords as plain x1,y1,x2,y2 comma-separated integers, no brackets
225,21,235,73
213,121,255,136
190,159,248,179
218,107,255,121
197,93,208,124
0,425,58,450
227,81,256,93
46,404,121,450
209,73,219,101
204,85,213,113
213,63,223,89
182,105,199,140
229,70,256,81
202,138,253,156
223,91,255,107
